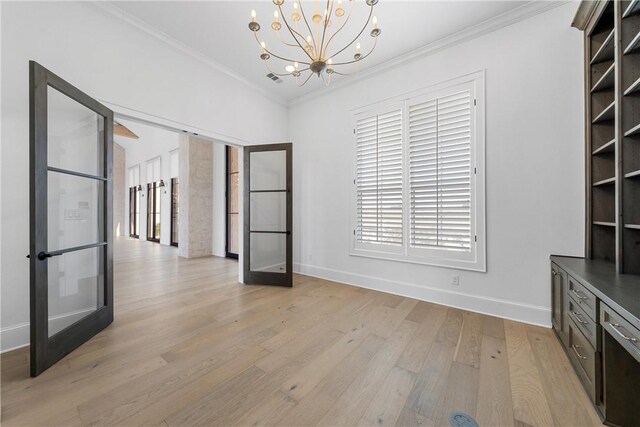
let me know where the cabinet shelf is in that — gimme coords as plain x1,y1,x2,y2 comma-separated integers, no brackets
624,122,640,136
592,101,616,123
624,170,640,178
623,0,640,18
593,221,616,227
591,30,615,64
624,30,640,55
592,138,615,154
591,63,615,92
593,177,616,186
625,224,640,230
624,76,640,96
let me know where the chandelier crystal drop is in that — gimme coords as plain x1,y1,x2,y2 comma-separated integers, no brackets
248,0,381,87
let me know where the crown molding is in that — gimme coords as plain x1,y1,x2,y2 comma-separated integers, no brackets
289,0,571,107
90,2,289,108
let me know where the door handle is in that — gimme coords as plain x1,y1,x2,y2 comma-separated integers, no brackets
36,251,60,261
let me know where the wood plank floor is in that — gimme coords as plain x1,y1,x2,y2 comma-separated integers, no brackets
1,238,602,426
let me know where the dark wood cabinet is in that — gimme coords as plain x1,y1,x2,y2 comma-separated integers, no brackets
564,1,640,421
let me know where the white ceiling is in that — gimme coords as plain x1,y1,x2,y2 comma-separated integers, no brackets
107,1,531,103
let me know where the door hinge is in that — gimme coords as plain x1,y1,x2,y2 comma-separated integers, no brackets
353,229,356,235
474,235,477,242
353,129,356,134
474,167,477,174
474,99,477,106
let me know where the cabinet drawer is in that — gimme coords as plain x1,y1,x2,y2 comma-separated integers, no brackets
601,303,640,364
568,318,597,401
568,276,597,322
568,298,597,348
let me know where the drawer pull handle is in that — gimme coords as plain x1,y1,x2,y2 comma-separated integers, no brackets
552,269,558,276
571,289,589,301
571,344,588,360
609,322,638,343
571,311,589,325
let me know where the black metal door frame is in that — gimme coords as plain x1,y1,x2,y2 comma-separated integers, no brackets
243,143,292,287
226,145,238,259
129,186,139,238
29,61,114,377
146,181,160,243
170,177,179,247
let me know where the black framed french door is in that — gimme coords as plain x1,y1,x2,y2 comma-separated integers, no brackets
29,61,114,377
170,178,179,247
146,181,161,243
129,186,140,238
243,143,292,287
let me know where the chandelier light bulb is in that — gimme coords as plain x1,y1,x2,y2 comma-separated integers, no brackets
292,1,301,21
294,62,299,69
261,41,266,52
372,16,378,28
272,10,282,30
251,10,256,23
285,64,295,73
336,0,345,17
356,42,361,53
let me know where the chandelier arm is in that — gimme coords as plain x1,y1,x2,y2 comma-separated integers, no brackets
253,32,311,65
295,71,314,87
322,70,332,86
297,1,319,56
331,70,351,76
275,30,300,48
327,5,373,61
277,3,315,61
263,61,292,77
331,35,377,66
322,0,355,58
319,0,332,59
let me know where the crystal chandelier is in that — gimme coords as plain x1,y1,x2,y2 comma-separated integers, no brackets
248,0,381,87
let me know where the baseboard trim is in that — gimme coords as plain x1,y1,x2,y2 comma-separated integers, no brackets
1,307,96,353
294,263,551,328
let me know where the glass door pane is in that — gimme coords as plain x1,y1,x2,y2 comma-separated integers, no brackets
46,85,106,337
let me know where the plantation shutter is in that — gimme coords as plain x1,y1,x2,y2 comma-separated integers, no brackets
355,108,403,247
408,89,472,252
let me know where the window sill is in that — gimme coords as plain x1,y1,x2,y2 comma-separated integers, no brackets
350,248,487,273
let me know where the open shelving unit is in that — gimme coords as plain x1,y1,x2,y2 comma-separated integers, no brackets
588,1,617,265
621,0,640,273
586,0,640,273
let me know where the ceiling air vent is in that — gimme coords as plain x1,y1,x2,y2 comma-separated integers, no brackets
266,73,283,84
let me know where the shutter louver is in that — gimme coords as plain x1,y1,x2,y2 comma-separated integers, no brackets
409,90,472,252
355,109,403,246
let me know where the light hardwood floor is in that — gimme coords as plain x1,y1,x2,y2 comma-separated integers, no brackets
1,238,602,426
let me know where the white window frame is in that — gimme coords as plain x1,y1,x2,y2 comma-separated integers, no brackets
349,71,486,272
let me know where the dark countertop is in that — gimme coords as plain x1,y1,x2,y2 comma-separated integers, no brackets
551,255,640,331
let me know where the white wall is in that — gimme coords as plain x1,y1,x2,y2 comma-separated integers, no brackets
116,120,180,246
289,3,585,327
0,1,288,351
